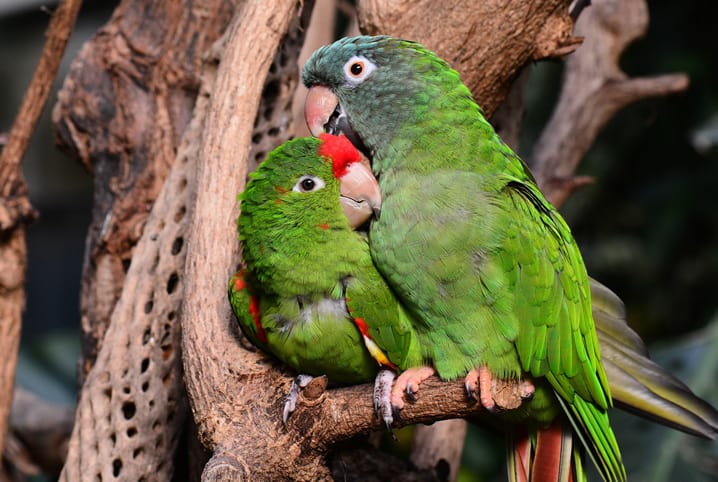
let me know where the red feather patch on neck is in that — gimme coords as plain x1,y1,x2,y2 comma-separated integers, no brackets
318,133,361,179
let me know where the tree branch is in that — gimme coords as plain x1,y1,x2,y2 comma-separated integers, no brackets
530,0,689,204
357,0,577,117
3,388,73,478
0,0,81,471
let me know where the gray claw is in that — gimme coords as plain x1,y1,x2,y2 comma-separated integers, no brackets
405,383,417,402
283,374,314,424
373,369,396,431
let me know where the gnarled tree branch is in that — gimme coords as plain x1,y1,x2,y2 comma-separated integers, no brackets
0,0,81,474
530,0,689,204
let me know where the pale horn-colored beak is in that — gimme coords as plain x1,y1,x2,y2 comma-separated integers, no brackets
305,85,339,136
339,161,382,228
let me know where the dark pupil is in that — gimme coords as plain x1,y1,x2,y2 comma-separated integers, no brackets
350,63,363,75
301,178,315,191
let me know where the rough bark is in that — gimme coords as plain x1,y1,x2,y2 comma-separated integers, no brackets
53,0,238,380
357,0,580,117
54,1,240,480
529,0,689,204
0,0,81,475
180,1,321,479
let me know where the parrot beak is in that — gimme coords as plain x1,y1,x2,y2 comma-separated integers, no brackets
305,85,372,159
305,86,339,137
339,161,382,228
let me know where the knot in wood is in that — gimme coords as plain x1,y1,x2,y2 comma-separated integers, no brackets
300,375,328,403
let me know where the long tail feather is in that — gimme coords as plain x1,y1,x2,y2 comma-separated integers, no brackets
507,420,583,482
507,426,531,482
555,396,626,482
591,278,718,438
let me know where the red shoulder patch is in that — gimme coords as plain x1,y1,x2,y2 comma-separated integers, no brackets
248,295,267,344
318,133,361,179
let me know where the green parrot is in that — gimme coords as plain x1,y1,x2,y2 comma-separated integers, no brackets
301,36,718,481
228,133,422,424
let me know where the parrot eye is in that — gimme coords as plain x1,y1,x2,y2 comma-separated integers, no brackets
343,56,376,86
293,175,325,193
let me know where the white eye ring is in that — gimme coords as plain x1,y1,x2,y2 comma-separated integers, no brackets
343,56,376,86
292,175,326,193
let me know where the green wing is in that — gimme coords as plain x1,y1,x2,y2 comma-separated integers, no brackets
228,270,268,349
502,178,625,481
344,254,423,372
505,179,608,407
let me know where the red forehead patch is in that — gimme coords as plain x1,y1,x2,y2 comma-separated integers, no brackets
318,133,362,178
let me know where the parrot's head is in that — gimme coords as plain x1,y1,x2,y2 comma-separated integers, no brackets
302,36,468,171
240,134,381,235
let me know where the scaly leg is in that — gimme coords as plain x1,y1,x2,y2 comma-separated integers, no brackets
283,374,315,424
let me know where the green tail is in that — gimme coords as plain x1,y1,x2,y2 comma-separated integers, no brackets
556,396,626,482
591,278,718,438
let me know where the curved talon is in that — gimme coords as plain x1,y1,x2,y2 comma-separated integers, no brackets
519,379,535,400
390,366,436,411
283,374,315,424
405,383,417,402
464,368,480,402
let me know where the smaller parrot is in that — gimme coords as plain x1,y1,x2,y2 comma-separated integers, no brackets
228,134,424,424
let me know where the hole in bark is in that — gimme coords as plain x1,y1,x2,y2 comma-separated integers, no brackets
178,177,187,192
171,237,183,255
127,427,137,438
166,272,179,294
163,372,172,385
121,258,131,272
268,127,279,137
122,386,130,394
112,458,122,477
144,299,154,314
255,151,265,162
174,206,186,222
160,325,171,344
122,402,136,420
141,358,150,373
133,447,144,459
141,381,149,392
262,80,279,105
110,432,116,446
149,399,155,409
151,254,160,272
162,345,173,361
252,133,262,144
95,473,102,482
103,388,112,399
142,328,151,344
167,311,176,321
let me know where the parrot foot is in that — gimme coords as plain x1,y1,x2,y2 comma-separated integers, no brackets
465,366,535,412
283,374,315,424
373,369,396,433
390,366,436,411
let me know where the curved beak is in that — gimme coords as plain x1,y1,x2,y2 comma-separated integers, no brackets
339,161,382,228
305,85,339,136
